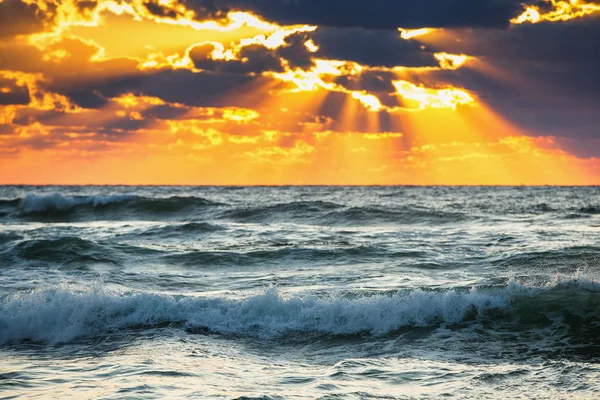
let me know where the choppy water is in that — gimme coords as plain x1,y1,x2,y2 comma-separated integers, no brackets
1,186,599,399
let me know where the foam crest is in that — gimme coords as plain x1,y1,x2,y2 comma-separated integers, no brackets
2,276,598,345
0,284,530,344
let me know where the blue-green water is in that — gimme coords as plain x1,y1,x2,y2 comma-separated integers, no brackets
1,186,599,399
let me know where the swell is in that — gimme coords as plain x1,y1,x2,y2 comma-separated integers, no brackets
162,245,414,267
320,206,467,226
0,237,161,267
0,193,223,221
1,277,599,345
1,236,423,267
219,202,467,225
493,246,600,268
136,222,227,238
218,201,342,223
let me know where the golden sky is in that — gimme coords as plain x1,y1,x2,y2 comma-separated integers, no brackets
0,0,599,185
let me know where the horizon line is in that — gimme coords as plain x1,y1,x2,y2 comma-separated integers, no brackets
1,184,599,188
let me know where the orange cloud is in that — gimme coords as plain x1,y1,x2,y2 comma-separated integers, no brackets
393,80,475,110
398,28,434,40
511,0,600,24
1,2,598,185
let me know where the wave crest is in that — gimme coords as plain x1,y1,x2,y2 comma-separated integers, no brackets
0,193,223,220
2,278,598,345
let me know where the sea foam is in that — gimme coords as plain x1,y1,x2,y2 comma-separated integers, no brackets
0,283,534,344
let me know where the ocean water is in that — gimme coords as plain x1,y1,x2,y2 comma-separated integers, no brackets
1,186,599,399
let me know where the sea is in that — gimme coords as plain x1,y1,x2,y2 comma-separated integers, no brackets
0,186,599,399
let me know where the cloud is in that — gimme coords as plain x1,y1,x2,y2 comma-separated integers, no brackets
0,0,54,39
191,0,527,29
511,0,600,24
405,15,600,139
0,76,30,105
309,27,438,68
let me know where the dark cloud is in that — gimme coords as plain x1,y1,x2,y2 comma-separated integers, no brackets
48,67,277,109
0,124,16,135
102,117,149,132
0,78,30,105
189,0,527,29
0,0,55,39
190,43,285,74
189,31,316,74
428,16,600,65
142,104,191,120
310,28,438,68
333,70,398,94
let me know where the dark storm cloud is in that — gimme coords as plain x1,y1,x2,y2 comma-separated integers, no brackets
62,90,109,109
428,16,600,64
404,63,600,140
190,43,286,74
190,31,316,73
190,0,527,29
333,70,398,94
310,28,438,68
189,27,440,76
418,16,600,100
50,68,277,109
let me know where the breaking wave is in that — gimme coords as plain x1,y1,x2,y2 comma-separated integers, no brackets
0,193,223,220
1,277,598,345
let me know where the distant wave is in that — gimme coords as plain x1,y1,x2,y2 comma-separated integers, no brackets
2,192,599,224
1,237,161,266
321,206,467,226
219,201,342,223
578,205,600,215
0,193,223,220
219,202,467,226
1,276,598,345
2,237,425,267
136,222,227,238
162,245,403,267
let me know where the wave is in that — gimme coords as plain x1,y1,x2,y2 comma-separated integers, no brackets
219,201,342,223
0,193,223,220
0,232,21,245
219,202,467,226
3,237,420,267
578,205,600,215
321,206,467,226
1,277,598,345
493,246,600,268
162,245,396,267
137,222,227,238
2,237,161,266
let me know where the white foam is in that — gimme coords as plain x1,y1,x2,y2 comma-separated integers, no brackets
0,284,536,344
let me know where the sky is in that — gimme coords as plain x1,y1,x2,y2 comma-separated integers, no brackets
0,0,599,185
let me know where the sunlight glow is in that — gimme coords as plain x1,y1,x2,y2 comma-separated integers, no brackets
434,53,471,70
511,0,600,24
222,108,260,122
26,0,284,51
399,28,434,40
304,40,319,53
393,81,475,110
272,60,385,111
